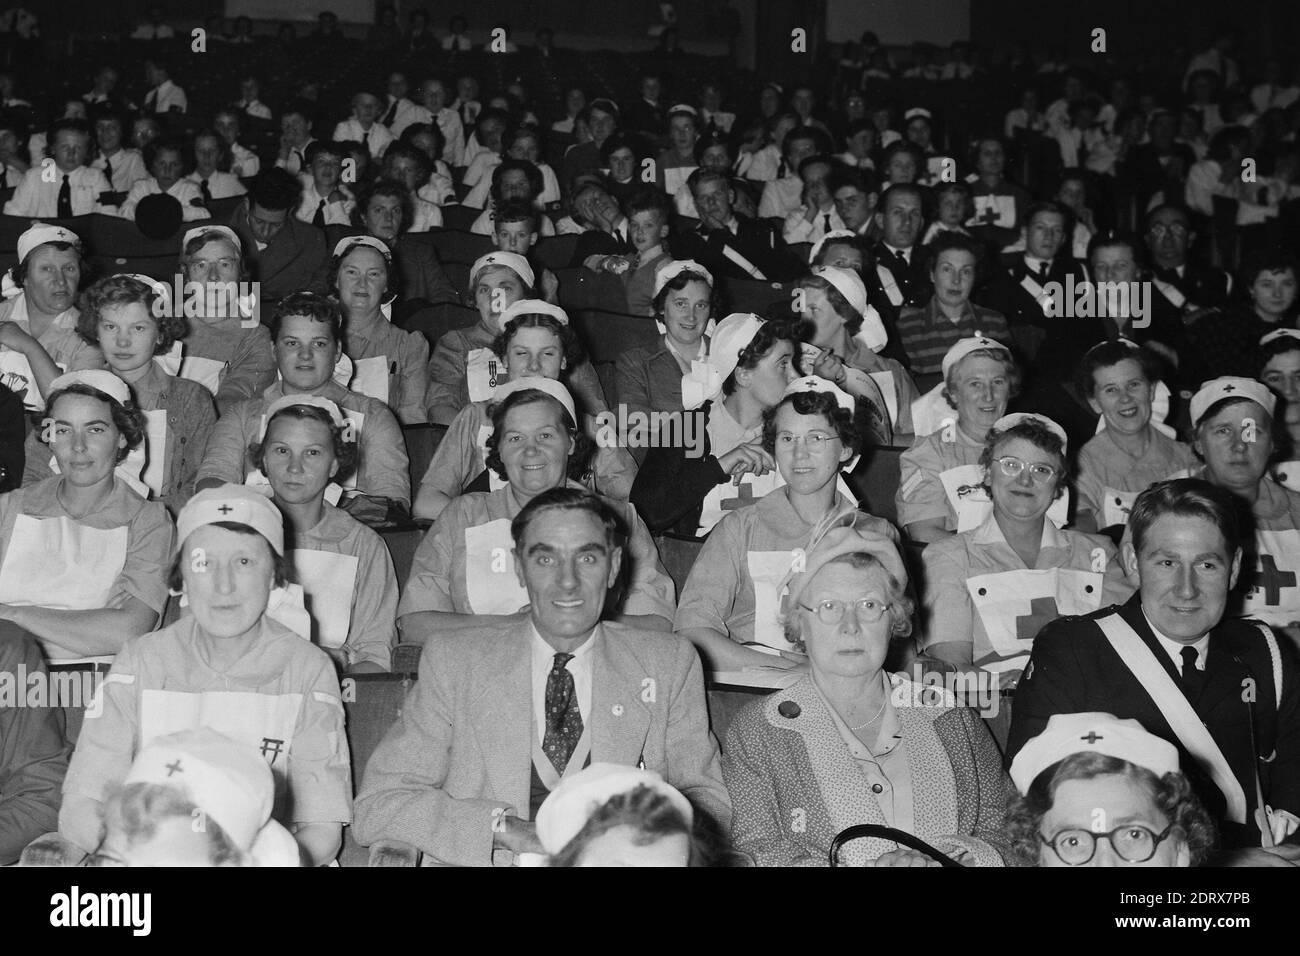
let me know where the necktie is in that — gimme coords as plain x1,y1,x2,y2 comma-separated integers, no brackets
103,156,113,186
822,213,831,233
1036,261,1051,281
1180,646,1204,698
542,652,583,775
57,174,72,218
200,178,213,206
381,98,399,127
313,198,326,227
362,127,371,151
0,165,6,189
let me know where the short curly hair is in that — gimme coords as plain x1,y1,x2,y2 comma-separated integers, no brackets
722,317,806,397
248,403,359,488
652,267,717,320
782,551,915,652
1004,751,1217,866
483,389,592,483
491,313,586,371
76,274,187,353
761,389,859,457
979,417,1070,500
1076,340,1161,399
43,383,146,463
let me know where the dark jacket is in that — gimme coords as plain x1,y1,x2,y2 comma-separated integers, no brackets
1007,595,1300,849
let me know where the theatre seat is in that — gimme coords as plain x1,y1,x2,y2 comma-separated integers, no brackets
654,532,705,594
401,301,479,350
719,276,795,316
438,204,480,233
844,444,905,527
338,673,417,866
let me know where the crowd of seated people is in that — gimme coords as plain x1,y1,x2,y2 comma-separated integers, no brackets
1,10,1300,870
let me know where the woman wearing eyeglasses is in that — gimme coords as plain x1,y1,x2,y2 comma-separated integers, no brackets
1006,712,1214,867
921,414,1133,684
675,377,894,674
721,515,1014,866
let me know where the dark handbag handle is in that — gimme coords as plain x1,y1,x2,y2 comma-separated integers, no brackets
828,824,964,868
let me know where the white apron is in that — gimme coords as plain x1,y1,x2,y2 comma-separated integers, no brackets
463,518,529,614
349,355,391,407
747,550,802,653
966,566,1106,673
140,687,303,790
0,515,127,609
291,549,359,650
1100,487,1140,529
967,194,1016,229
1243,529,1300,627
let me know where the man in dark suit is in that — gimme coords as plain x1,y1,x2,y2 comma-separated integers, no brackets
1008,478,1300,857
976,200,1096,381
569,181,635,268
227,168,329,301
861,182,930,367
1143,202,1232,314
622,72,667,142
675,168,802,282
355,487,728,866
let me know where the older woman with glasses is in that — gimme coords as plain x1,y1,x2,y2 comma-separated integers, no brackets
722,514,1014,866
922,414,1133,684
1006,712,1215,867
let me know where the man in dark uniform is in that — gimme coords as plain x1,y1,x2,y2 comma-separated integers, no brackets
675,168,802,282
1008,478,1300,858
1144,202,1232,316
861,182,931,368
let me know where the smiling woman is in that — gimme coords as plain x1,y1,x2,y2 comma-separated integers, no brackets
400,385,674,639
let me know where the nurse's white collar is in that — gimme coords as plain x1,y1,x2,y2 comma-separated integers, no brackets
971,509,1065,551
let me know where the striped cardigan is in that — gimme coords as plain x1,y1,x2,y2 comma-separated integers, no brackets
722,673,1016,866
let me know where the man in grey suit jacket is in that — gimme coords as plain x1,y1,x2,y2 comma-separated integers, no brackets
354,487,729,866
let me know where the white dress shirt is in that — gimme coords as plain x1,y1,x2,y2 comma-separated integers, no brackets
185,170,247,200
333,119,394,161
295,175,355,226
119,177,209,221
92,148,148,193
236,99,273,121
1145,611,1210,675
275,138,316,175
4,165,113,217
230,143,261,178
145,79,187,115
531,623,595,745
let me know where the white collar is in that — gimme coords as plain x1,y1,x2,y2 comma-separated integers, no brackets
883,243,911,263
529,619,597,662
1142,608,1210,671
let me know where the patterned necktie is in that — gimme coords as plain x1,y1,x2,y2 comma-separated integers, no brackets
313,198,326,227
200,178,213,206
57,173,72,218
1180,646,1204,699
542,652,583,774
381,98,399,127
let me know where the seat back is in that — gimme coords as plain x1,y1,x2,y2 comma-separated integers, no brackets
844,445,905,526
654,533,705,594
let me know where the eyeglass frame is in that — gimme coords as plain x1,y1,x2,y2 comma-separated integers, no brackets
773,430,842,452
991,454,1059,483
1038,822,1177,865
797,597,894,626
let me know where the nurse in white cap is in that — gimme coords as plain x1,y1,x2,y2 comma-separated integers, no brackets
426,251,535,426
896,334,1019,543
414,299,630,520
796,264,920,440
0,224,102,412
400,378,673,635
1006,713,1213,866
59,484,352,867
630,313,805,537
175,224,276,413
1165,376,1300,636
1259,329,1300,491
676,376,886,673
0,370,172,665
23,273,216,513
330,235,430,425
922,412,1132,682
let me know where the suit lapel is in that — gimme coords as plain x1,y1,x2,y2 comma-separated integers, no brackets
470,624,533,814
1201,629,1250,716
590,625,652,766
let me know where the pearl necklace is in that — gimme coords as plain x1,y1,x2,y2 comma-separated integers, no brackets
848,693,888,731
